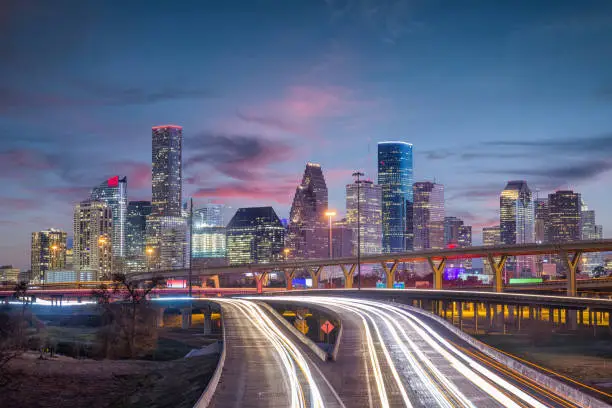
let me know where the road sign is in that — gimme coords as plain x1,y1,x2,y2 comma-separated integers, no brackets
295,319,309,335
321,320,335,334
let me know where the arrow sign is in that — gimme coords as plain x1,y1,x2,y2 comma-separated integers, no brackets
321,320,335,334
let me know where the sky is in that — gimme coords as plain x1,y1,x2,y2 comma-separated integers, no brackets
2,0,612,269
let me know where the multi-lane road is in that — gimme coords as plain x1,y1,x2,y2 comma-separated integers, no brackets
208,296,610,408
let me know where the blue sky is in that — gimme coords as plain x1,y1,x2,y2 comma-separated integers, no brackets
2,0,612,269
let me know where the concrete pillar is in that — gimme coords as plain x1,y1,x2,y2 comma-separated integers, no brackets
474,303,479,333
309,266,324,290
181,308,190,329
428,257,447,290
381,261,399,289
284,268,296,291
485,303,491,329
561,250,582,297
340,264,356,289
203,312,212,335
549,308,553,325
458,302,463,331
157,308,165,328
487,254,508,293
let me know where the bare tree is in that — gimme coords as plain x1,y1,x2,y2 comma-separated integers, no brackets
110,273,163,357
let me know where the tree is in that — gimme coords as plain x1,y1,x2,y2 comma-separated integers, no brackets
592,265,605,278
110,273,163,358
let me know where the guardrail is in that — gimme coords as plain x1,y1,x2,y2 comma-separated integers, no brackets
193,309,226,408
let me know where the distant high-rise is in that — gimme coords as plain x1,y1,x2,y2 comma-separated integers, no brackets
31,229,67,283
125,201,152,273
482,225,501,275
74,200,113,280
444,217,472,268
287,163,328,259
378,141,413,252
91,176,127,258
534,198,549,244
413,182,445,251
331,219,353,258
193,203,226,259
547,190,581,243
226,207,285,265
581,206,604,275
444,216,464,246
152,125,183,217
500,181,535,277
150,125,187,270
346,179,382,255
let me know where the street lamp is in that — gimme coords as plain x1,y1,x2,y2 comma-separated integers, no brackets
324,210,336,259
146,246,154,273
352,171,364,290
283,248,291,261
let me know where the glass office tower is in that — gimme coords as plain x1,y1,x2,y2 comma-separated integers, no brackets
378,141,413,252
91,176,128,258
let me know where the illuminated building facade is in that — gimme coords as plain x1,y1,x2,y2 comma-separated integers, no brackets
581,206,604,275
331,219,353,258
226,207,285,265
91,176,127,258
346,179,382,255
500,181,535,277
31,228,67,283
193,203,226,258
444,217,473,269
378,141,413,252
146,216,190,270
287,163,328,259
413,182,445,251
547,190,581,243
74,200,113,280
0,265,20,284
482,225,501,275
125,201,152,273
152,125,183,217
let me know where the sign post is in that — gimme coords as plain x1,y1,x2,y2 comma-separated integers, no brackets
320,320,335,354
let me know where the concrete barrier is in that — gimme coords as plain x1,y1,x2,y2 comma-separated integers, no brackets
257,301,328,362
192,309,226,408
396,303,610,408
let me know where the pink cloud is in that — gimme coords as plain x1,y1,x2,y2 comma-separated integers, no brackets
109,161,151,190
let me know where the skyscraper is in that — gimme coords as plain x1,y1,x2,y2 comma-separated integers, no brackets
125,201,152,273
91,176,127,258
152,125,183,217
581,206,604,275
413,182,445,251
444,217,472,269
287,163,328,259
74,200,113,280
534,198,549,244
346,179,382,255
31,229,67,283
226,207,285,265
149,125,187,270
547,190,581,243
482,225,501,275
500,181,535,277
378,141,413,253
193,203,226,259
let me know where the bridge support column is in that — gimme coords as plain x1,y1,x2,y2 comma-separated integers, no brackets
428,257,447,290
486,254,508,293
309,266,324,289
561,250,582,297
254,271,268,294
209,275,220,289
181,308,191,329
485,303,491,330
381,261,399,289
284,268,296,290
474,303,479,333
458,302,463,331
340,264,357,289
203,311,212,335
157,308,165,328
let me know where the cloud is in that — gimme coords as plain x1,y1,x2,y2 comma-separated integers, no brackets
484,133,612,154
235,111,303,134
108,161,151,190
0,84,216,112
493,160,612,183
0,197,39,211
185,132,294,181
193,180,295,205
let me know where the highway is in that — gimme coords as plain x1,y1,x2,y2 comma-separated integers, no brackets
250,296,607,408
208,298,345,407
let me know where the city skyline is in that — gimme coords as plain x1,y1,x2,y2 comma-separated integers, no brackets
3,1,612,269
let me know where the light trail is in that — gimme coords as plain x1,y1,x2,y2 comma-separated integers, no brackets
217,299,325,408
260,296,581,408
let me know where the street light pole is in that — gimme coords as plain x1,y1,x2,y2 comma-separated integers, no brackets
324,210,336,286
352,171,364,290
189,197,193,298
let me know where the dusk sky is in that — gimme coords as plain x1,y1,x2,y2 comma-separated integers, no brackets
2,0,612,269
